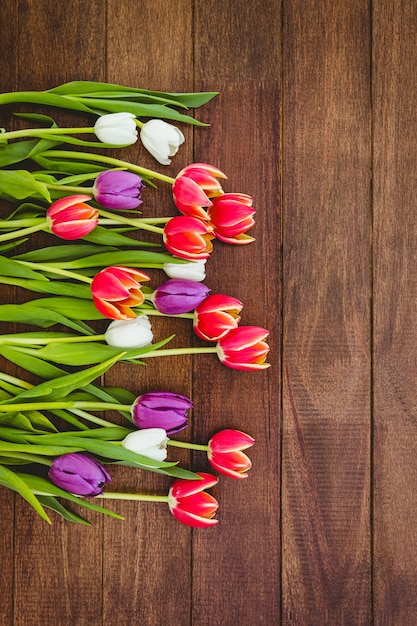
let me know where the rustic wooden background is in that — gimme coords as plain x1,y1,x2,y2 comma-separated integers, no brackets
0,1,416,624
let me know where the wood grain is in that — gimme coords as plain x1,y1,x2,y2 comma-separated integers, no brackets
373,1,417,623
282,1,372,623
0,1,416,624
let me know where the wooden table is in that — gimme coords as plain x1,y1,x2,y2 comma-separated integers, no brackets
0,1,416,624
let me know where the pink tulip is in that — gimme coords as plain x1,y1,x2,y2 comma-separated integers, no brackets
91,266,150,320
208,429,255,479
163,215,215,260
208,193,255,244
193,294,243,341
46,195,98,240
168,472,219,528
172,162,227,220
216,326,270,370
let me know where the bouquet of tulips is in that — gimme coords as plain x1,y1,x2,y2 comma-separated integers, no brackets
0,80,270,527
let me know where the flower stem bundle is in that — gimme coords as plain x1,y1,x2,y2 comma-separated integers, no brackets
0,80,269,528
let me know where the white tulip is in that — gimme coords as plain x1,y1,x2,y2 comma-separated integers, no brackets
122,428,168,462
163,259,207,282
140,119,185,165
94,112,138,145
104,315,153,348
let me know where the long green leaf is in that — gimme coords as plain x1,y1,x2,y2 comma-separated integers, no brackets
5,354,123,401
0,465,51,523
36,495,91,525
19,474,125,519
0,256,48,280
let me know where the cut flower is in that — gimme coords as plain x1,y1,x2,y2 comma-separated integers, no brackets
91,266,151,320
140,119,185,165
94,112,138,145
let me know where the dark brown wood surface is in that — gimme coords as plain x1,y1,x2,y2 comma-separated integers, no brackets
0,1,416,625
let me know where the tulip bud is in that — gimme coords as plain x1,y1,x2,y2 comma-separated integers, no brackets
163,259,207,282
168,472,219,528
122,428,168,462
208,193,256,244
94,112,138,145
91,266,151,320
131,391,192,434
105,315,153,348
48,452,111,496
208,429,255,479
153,279,211,315
140,119,185,165
92,170,145,209
172,163,227,220
163,216,214,260
193,294,242,341
216,326,271,370
46,195,98,240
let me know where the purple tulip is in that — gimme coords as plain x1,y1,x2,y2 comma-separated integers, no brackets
48,452,112,496
92,170,145,209
131,391,193,435
153,279,211,315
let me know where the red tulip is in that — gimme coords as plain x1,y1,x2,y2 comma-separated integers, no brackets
91,266,151,320
163,215,215,260
172,162,227,220
216,326,270,370
168,472,219,528
208,193,255,244
208,429,255,479
46,194,98,240
193,294,243,341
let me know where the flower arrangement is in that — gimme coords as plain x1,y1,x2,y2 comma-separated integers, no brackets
0,80,270,528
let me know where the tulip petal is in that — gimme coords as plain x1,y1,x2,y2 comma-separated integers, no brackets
209,429,255,453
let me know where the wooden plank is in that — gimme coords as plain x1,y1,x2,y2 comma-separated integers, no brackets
193,1,282,624
0,2,22,624
102,2,195,625
8,2,107,625
282,1,372,623
373,2,417,623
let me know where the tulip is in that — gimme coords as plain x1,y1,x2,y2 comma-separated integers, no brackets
46,194,98,240
48,452,111,496
172,162,227,220
163,216,215,260
91,266,151,320
163,259,207,282
153,279,211,315
94,112,138,145
104,315,153,348
193,294,242,342
216,326,270,370
122,428,168,462
92,170,145,209
207,430,255,479
168,472,219,528
140,119,185,165
208,193,255,244
131,391,192,435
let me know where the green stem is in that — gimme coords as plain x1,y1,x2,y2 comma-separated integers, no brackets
0,126,95,140
141,347,218,358
97,208,165,234
0,401,132,413
0,221,48,242
96,492,169,502
167,439,208,452
46,182,94,194
0,451,53,466
0,218,46,229
0,334,107,346
16,260,93,283
37,150,175,184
